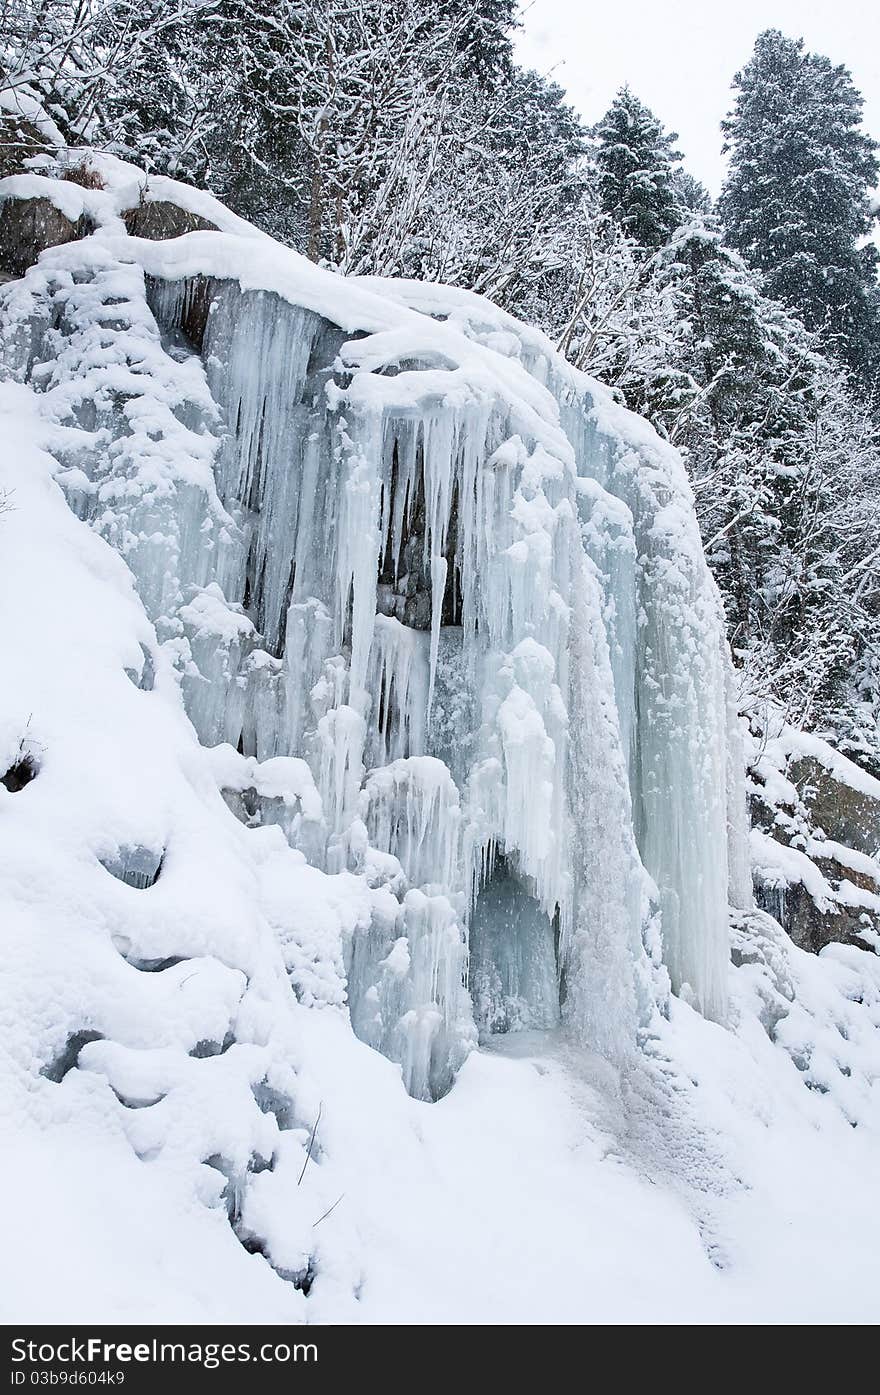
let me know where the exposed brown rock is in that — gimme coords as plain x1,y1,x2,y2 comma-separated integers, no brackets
752,745,880,954
0,116,45,179
123,200,217,241
788,756,880,855
813,855,879,897
0,195,88,278
755,878,874,955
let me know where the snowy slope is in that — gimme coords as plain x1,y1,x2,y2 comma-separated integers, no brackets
1,155,879,1324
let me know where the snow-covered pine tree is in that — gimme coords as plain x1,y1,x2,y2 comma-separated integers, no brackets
656,218,808,653
661,216,880,745
436,0,518,82
720,29,880,387
405,66,588,306
593,86,684,251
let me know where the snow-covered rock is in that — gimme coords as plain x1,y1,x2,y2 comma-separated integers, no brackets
748,716,880,953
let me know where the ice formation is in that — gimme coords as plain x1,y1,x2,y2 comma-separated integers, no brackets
4,155,880,1326
0,158,745,1106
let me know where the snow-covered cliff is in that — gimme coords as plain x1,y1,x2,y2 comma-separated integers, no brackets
1,155,878,1324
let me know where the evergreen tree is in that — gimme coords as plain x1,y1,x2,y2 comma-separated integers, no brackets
593,86,683,250
435,0,518,83
720,29,880,385
410,68,588,303
657,216,880,742
664,218,820,649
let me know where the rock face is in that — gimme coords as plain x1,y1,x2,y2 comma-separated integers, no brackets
0,188,218,283
749,731,880,955
145,273,219,352
0,195,89,278
0,116,45,181
123,200,218,241
791,757,880,855
754,877,875,955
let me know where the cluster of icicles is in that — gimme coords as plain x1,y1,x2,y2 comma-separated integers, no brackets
7,221,749,1099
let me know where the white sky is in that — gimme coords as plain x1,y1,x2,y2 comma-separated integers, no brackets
514,0,880,196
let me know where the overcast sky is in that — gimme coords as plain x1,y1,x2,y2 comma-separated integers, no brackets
514,0,880,196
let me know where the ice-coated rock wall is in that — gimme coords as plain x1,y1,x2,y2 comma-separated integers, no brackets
0,162,747,1101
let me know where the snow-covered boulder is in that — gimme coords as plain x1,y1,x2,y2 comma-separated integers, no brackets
748,718,880,953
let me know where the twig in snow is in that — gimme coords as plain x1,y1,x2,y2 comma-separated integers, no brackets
312,1194,344,1228
298,1102,322,1186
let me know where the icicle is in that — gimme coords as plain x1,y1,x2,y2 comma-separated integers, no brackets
334,416,382,705
425,415,454,699
369,615,430,766
362,756,461,895
318,703,366,835
724,643,754,913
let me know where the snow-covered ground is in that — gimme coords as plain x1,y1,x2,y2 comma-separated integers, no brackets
1,157,879,1325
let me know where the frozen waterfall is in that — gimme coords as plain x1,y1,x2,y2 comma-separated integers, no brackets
0,171,745,1100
